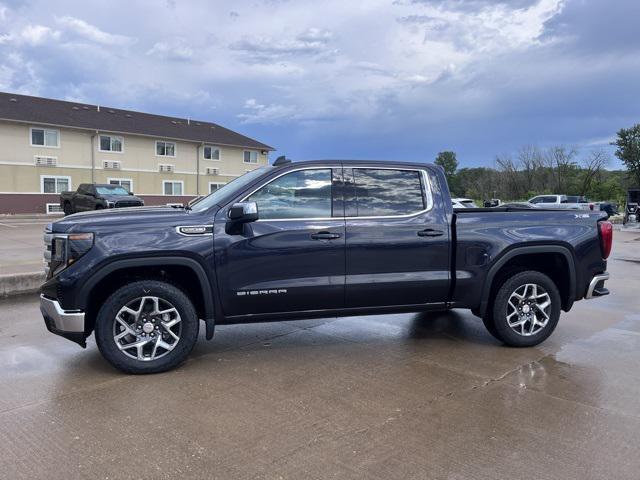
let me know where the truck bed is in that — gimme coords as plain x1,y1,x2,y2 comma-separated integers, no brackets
451,208,606,311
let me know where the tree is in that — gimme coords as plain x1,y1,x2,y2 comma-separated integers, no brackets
435,151,459,194
612,124,640,187
578,150,609,196
544,146,578,193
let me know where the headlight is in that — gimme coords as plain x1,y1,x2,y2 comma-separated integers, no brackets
107,201,116,208
50,232,94,274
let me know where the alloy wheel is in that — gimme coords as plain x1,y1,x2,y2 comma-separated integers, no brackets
112,296,182,361
505,283,551,336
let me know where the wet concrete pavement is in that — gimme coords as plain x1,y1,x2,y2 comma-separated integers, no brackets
1,231,639,479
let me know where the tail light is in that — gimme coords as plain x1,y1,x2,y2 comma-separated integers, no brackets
598,221,613,259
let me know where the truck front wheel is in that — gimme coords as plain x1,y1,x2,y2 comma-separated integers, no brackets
94,280,199,374
484,270,561,347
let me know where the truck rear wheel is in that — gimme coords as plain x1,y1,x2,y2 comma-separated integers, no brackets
94,280,199,374
485,270,561,347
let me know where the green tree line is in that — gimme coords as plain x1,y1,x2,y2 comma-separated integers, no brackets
435,123,640,203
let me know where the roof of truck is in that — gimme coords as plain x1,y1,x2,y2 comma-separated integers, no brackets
273,159,438,169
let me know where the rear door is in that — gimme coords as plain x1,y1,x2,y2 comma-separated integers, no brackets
214,166,346,317
344,166,450,308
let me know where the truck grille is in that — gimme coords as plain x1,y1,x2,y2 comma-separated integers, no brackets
115,200,143,208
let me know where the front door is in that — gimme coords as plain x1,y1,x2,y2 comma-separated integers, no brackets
344,166,450,308
214,167,346,317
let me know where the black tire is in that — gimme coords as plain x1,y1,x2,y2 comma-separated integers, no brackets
63,202,73,216
485,270,561,347
95,280,199,374
482,312,498,338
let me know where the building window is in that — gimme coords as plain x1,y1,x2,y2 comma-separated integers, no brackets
108,178,133,192
99,135,123,153
204,146,220,160
41,175,71,194
31,128,60,147
163,180,183,196
243,150,258,164
209,182,225,193
156,141,176,157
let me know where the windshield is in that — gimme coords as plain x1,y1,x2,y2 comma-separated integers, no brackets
190,167,271,212
96,185,130,195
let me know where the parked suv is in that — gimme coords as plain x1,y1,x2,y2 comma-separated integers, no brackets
60,183,144,215
41,160,612,373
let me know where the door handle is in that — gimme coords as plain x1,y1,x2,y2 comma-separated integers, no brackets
417,228,444,237
310,231,341,240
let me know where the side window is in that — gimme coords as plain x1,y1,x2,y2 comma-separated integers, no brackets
530,197,542,204
247,169,333,219
352,169,425,216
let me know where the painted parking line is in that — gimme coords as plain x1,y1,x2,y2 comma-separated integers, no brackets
0,223,17,228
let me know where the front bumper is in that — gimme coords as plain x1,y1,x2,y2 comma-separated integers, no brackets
40,294,87,347
585,272,610,299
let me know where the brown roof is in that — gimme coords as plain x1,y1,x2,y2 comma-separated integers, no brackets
0,91,274,150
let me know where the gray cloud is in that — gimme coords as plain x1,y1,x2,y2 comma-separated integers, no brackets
230,28,337,63
0,0,635,169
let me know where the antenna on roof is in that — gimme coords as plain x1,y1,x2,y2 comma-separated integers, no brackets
273,155,292,167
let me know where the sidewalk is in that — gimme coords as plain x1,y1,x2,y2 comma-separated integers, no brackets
0,216,50,296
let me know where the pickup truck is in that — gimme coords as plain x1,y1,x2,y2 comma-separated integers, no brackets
40,160,612,374
528,194,591,210
60,183,144,215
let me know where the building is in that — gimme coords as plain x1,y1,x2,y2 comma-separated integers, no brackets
0,92,274,214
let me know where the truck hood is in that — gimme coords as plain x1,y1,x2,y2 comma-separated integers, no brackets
50,206,217,233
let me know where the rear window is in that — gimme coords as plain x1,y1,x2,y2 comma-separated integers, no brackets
352,168,425,217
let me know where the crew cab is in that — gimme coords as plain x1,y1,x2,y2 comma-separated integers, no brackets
60,183,144,215
40,160,612,374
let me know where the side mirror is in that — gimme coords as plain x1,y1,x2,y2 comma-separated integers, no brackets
228,202,258,222
129,191,134,195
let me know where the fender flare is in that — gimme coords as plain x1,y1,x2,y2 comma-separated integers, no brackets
478,245,576,317
80,256,216,340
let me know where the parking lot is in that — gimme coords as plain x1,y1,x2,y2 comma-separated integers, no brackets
0,216,54,275
1,226,639,479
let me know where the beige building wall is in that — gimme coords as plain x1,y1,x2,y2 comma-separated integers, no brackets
0,120,269,197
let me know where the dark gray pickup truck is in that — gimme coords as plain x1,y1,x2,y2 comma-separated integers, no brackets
60,183,144,215
42,160,612,374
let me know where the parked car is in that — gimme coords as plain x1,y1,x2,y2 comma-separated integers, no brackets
41,160,612,373
623,188,639,225
598,202,618,219
452,198,477,208
528,194,583,210
60,184,144,215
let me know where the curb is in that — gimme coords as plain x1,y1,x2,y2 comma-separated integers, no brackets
0,271,44,298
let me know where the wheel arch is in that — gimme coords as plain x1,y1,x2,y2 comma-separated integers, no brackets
479,245,576,317
80,256,216,340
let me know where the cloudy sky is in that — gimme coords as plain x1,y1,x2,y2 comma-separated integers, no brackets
0,0,638,168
